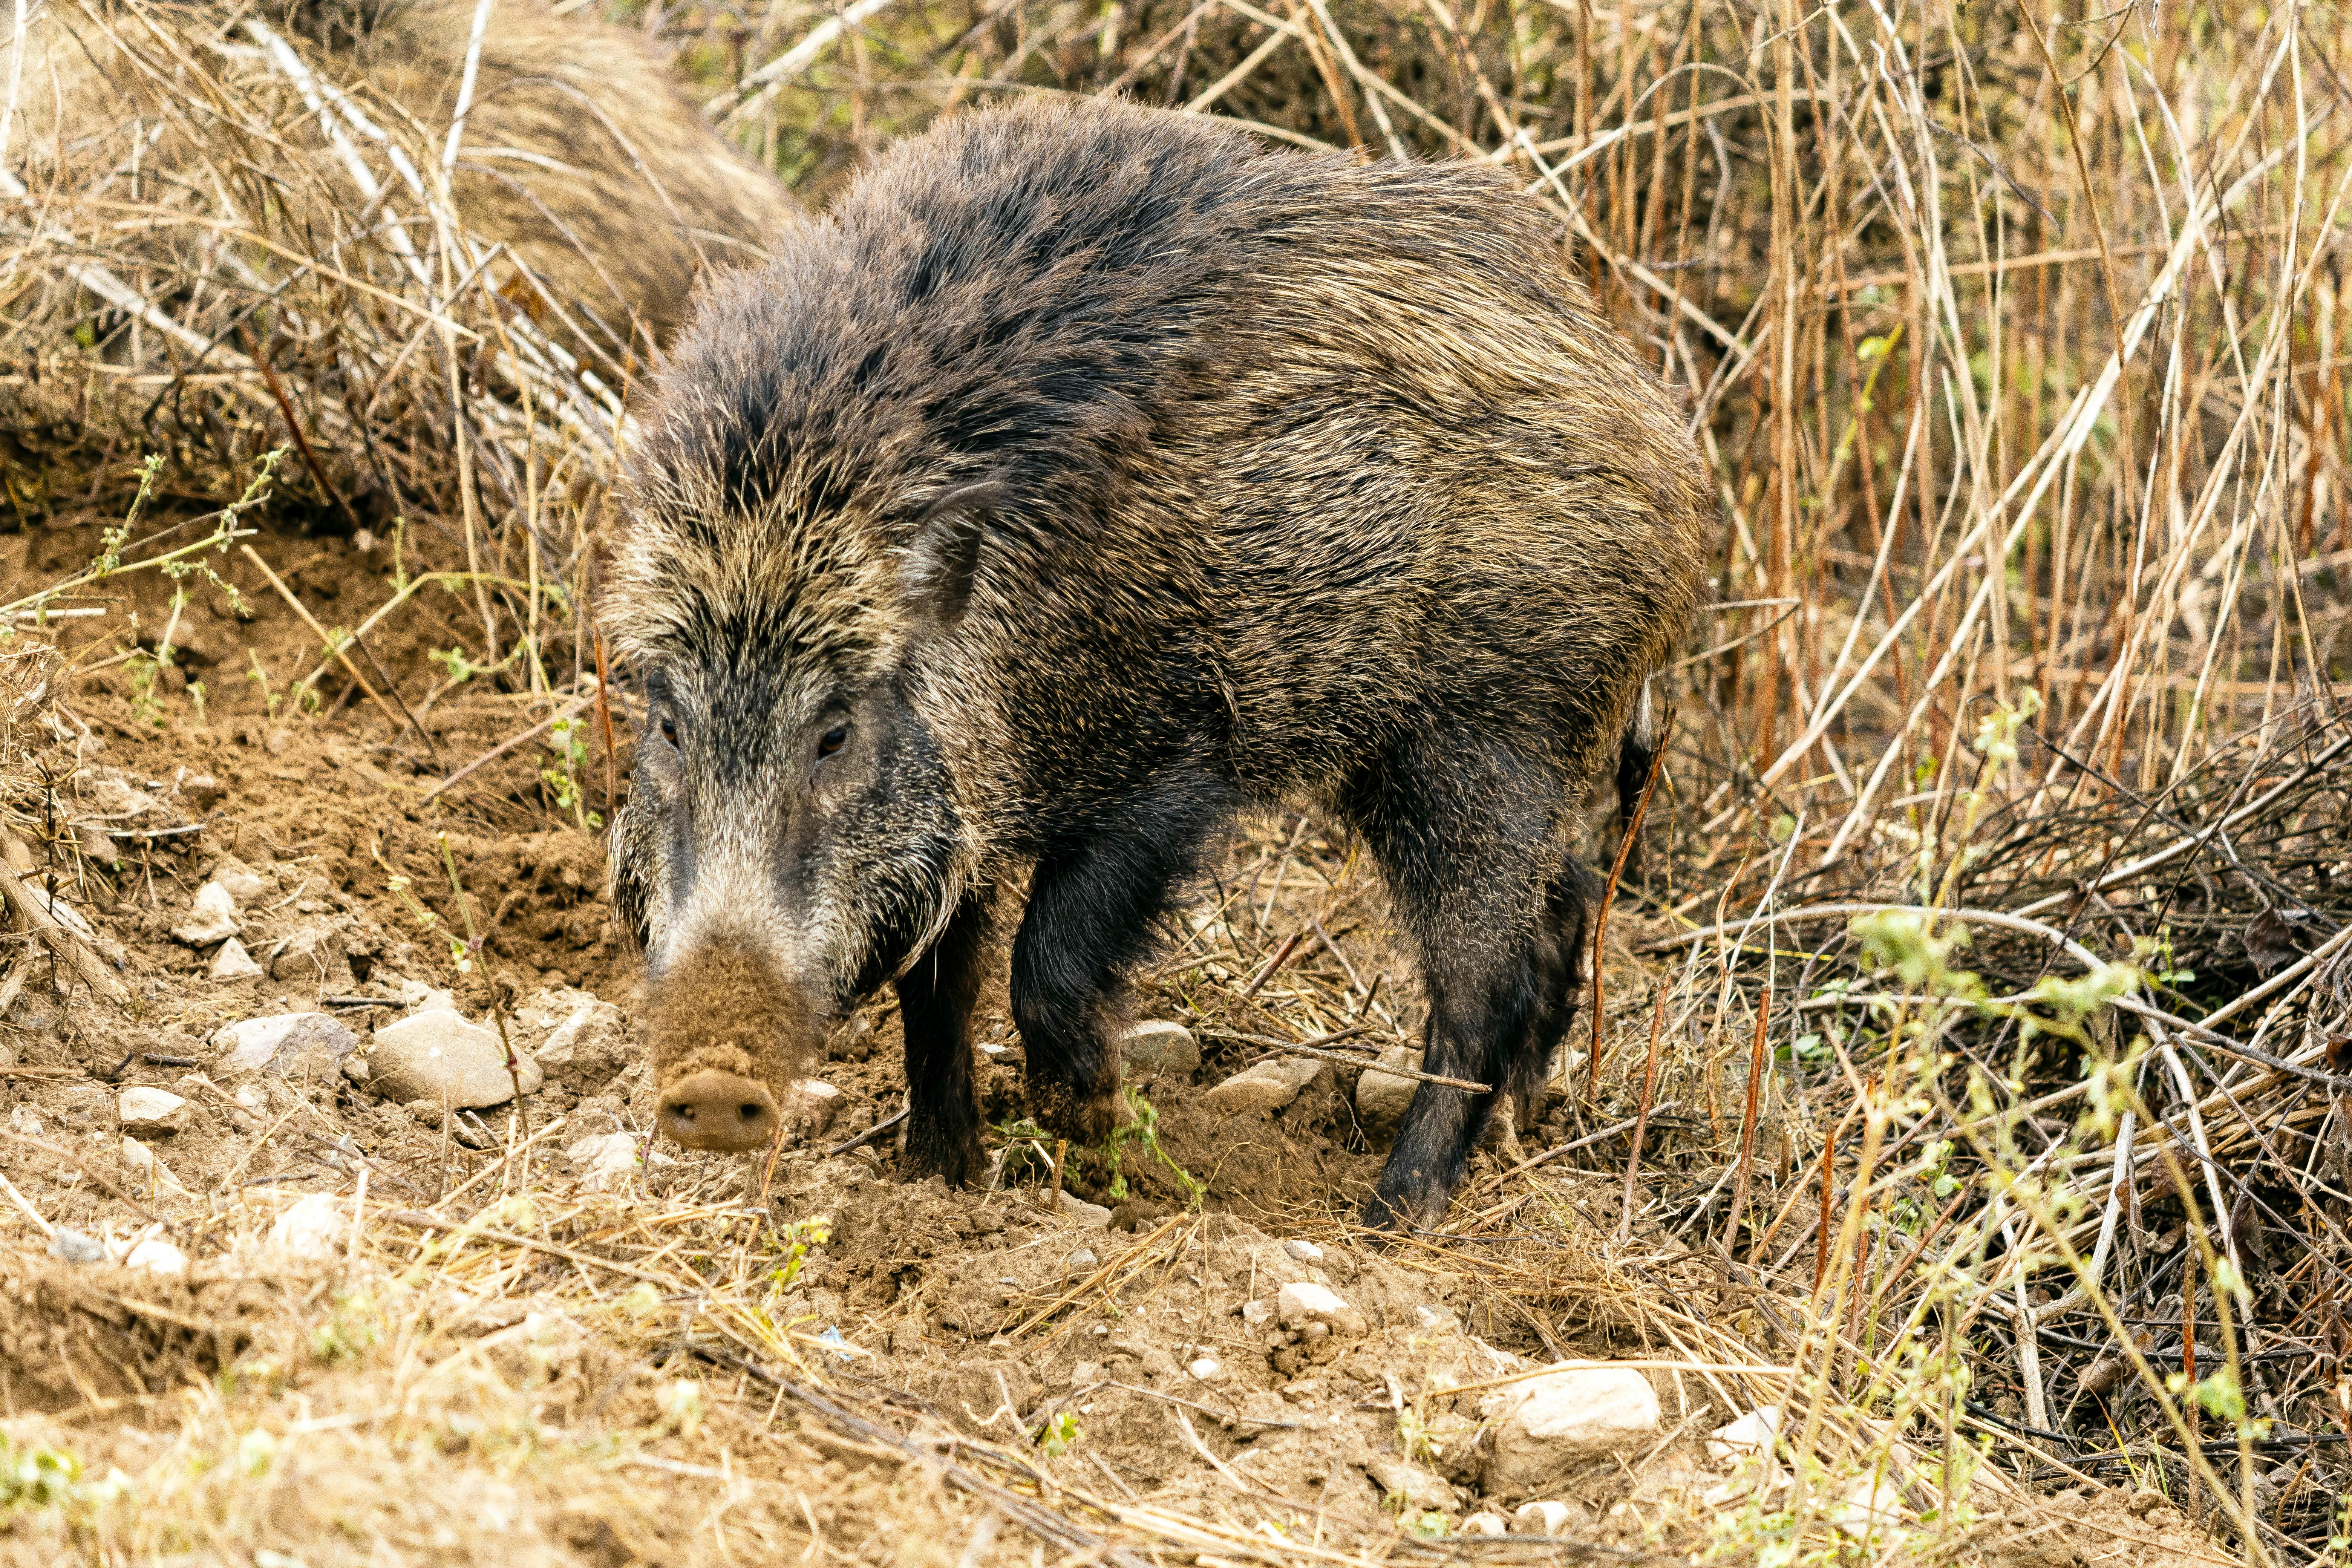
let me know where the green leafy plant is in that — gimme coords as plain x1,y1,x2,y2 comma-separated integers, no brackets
765,1217,832,1292
1033,1409,1081,1457
310,1290,381,1363
246,648,282,719
1100,1085,1204,1207
541,714,602,831
2,450,268,644
0,1438,83,1513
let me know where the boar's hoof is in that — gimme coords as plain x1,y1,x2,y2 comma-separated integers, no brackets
659,1070,780,1152
1359,1183,1442,1240
1029,1083,1122,1146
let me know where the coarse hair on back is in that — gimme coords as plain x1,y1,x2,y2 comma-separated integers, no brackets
603,96,1649,688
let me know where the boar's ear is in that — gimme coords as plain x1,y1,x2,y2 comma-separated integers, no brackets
900,478,1009,628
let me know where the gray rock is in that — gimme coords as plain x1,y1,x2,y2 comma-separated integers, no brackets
214,1012,360,1078
396,977,458,1014
209,937,264,981
75,823,118,868
1119,1019,1200,1077
118,1087,190,1138
788,1079,843,1134
1277,1280,1366,1336
529,992,631,1090
1202,1056,1324,1115
1283,1239,1324,1263
119,1135,188,1195
1461,1513,1508,1537
267,925,347,982
1364,1453,1456,1513
1513,1501,1574,1536
267,1192,344,1260
172,881,240,946
365,1009,544,1108
1355,1046,1423,1130
1055,1191,1112,1229
1064,1247,1100,1278
205,855,270,904
566,1130,666,1191
174,770,228,810
1484,1367,1661,1498
47,1226,103,1263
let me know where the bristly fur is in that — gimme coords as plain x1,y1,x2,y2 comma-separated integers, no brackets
608,98,1714,1220
640,939,808,1093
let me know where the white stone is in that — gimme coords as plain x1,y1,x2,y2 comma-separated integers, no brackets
266,925,346,982
1119,1020,1200,1076
268,1191,344,1260
365,1009,543,1107
787,1080,843,1133
172,881,240,945
209,937,264,981
1056,1191,1112,1228
118,1087,190,1137
1240,1298,1274,1331
397,977,458,1014
1065,1248,1100,1277
1276,1280,1366,1336
1187,1357,1222,1382
1485,1367,1662,1497
174,770,227,809
566,1130,666,1191
113,1231,188,1277
119,1136,187,1195
214,1012,360,1077
1355,1046,1423,1129
1830,1473,1902,1538
1707,1405,1782,1466
1283,1239,1323,1263
1202,1056,1324,1115
530,994,629,1089
1460,1513,1508,1537
205,856,270,903
1363,1453,1455,1512
1513,1501,1573,1536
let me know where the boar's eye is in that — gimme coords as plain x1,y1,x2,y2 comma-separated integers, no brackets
658,714,680,749
816,724,848,760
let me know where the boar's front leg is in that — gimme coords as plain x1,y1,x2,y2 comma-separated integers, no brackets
1011,773,1237,1146
895,893,996,1187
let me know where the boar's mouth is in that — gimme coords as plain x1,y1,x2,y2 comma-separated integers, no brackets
643,938,812,1153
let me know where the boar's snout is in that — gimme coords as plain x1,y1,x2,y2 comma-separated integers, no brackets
643,936,813,1153
659,1069,781,1151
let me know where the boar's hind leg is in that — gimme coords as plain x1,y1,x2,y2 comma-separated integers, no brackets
1349,740,1592,1233
895,892,996,1187
1010,773,1238,1146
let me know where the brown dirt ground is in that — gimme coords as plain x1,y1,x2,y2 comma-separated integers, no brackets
0,519,2234,1568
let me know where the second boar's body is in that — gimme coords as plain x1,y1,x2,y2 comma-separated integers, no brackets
606,98,1713,1230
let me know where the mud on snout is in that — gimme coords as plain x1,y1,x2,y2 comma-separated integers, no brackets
642,939,818,1152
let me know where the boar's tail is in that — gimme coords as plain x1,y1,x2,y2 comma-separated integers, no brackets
1612,677,1665,844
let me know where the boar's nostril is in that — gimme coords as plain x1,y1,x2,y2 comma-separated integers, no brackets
655,1069,779,1152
